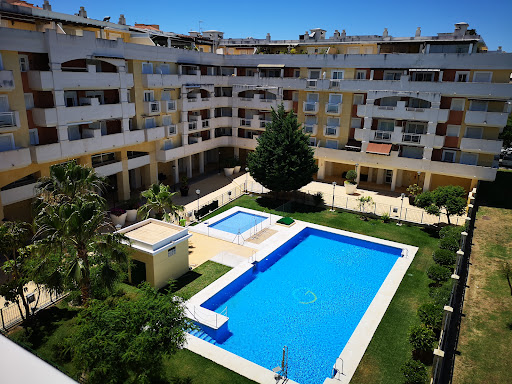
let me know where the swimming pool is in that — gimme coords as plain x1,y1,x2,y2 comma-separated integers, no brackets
196,227,402,384
208,211,267,235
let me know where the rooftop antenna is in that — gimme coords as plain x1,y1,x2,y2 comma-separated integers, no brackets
198,20,204,33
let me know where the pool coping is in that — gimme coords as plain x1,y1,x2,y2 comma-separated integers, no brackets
185,207,418,384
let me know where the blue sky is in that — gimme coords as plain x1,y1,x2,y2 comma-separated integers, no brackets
46,0,512,51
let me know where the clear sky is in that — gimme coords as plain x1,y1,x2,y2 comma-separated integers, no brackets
46,0,512,51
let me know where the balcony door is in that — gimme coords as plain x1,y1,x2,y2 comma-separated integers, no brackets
0,95,9,112
64,91,78,107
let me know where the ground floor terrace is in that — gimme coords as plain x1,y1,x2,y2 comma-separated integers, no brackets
0,140,481,222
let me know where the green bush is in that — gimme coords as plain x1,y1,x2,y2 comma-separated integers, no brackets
345,170,357,184
408,324,436,351
439,225,463,239
381,212,391,223
429,283,453,307
433,248,457,266
440,236,460,251
313,192,324,207
418,303,444,330
401,358,428,384
427,264,452,284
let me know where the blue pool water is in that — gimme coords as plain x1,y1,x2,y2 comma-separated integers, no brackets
197,227,401,384
208,211,267,234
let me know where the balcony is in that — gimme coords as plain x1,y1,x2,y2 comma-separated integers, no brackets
235,97,291,111
402,133,424,145
143,101,161,116
460,137,502,154
303,124,318,135
0,111,21,132
0,147,31,171
32,103,135,127
60,132,126,158
240,118,252,127
324,125,339,137
124,130,146,145
325,103,341,115
144,126,167,142
329,79,341,89
357,102,449,123
0,181,38,205
28,70,134,91
161,100,176,113
464,110,509,127
0,70,15,91
210,116,233,129
303,101,319,114
306,79,318,88
30,142,63,163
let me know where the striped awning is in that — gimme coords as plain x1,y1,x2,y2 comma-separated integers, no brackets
366,143,392,155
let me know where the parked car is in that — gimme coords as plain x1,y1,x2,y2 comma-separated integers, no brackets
501,153,512,168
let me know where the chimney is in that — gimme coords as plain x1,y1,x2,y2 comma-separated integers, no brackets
341,29,346,38
78,6,87,18
118,14,126,25
454,22,469,37
383,28,388,38
333,30,340,39
43,0,52,11
266,33,271,42
497,46,502,52
415,27,421,37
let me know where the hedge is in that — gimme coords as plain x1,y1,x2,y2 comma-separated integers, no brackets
433,249,457,267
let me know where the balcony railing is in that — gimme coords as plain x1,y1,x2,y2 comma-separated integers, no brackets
378,105,395,110
374,131,392,141
0,112,16,128
303,124,316,134
306,79,318,88
329,79,341,88
240,119,252,127
303,101,319,113
162,100,176,113
325,103,341,114
402,133,422,143
144,101,160,115
324,126,339,136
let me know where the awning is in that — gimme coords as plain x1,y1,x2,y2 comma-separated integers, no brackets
366,143,392,155
408,68,440,72
257,64,285,68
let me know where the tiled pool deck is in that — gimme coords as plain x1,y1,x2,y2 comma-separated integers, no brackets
187,207,418,384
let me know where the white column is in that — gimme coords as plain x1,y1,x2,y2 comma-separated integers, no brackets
367,167,373,183
423,171,432,192
376,169,384,184
199,152,205,174
121,118,130,132
396,169,403,188
173,159,179,184
57,126,69,141
355,166,361,184
317,159,325,180
186,156,193,178
233,147,240,158
391,169,398,191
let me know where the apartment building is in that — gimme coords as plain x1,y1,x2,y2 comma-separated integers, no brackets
0,1,511,221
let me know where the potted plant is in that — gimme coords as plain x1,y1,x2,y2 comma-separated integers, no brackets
124,197,140,222
406,184,422,205
223,157,235,177
233,156,241,173
110,207,127,226
179,176,189,197
344,169,358,195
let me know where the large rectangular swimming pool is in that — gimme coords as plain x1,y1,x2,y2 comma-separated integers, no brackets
196,227,402,384
208,211,267,235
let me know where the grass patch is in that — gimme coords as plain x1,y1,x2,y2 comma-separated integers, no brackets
203,194,439,384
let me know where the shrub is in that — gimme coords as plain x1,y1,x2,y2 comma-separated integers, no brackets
418,303,444,331
433,249,457,267
440,236,460,251
401,358,428,384
439,225,463,239
381,212,391,223
406,184,422,197
313,192,324,207
427,264,452,284
429,283,453,307
345,170,357,185
408,324,436,351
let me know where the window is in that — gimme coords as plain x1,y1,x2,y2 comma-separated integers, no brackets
353,94,364,105
460,152,478,165
161,91,171,101
408,98,430,108
294,69,300,78
402,146,424,159
142,62,153,74
442,150,456,163
19,55,29,72
0,95,9,112
29,128,39,145
473,71,492,83
455,71,470,82
158,64,170,74
145,117,156,129
306,93,319,102
308,137,317,146
377,120,395,131
167,247,176,257
412,71,434,82
309,70,321,79
305,115,317,125
326,140,338,149
0,133,15,152
347,47,359,54
162,115,172,126
126,90,131,103
85,91,104,105
24,93,34,110
405,122,427,134
351,118,362,129
143,90,154,102
380,97,399,107
465,126,483,139
383,71,402,80
327,117,340,127
64,91,78,107
469,100,488,112
446,125,461,137
364,47,373,54
450,98,465,111
331,70,344,80
328,94,342,104
356,70,366,79
67,125,81,141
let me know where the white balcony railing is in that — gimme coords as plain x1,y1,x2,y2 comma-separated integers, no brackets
329,79,341,88
374,131,392,141
306,79,318,88
464,110,509,127
402,133,423,143
0,112,17,129
303,124,317,135
188,121,198,130
325,103,341,114
303,101,319,113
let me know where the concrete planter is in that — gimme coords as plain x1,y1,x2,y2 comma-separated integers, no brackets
126,209,138,222
110,212,127,226
344,181,357,195
233,165,241,173
224,167,235,176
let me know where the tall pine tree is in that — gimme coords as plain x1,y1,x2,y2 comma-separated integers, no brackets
247,104,318,194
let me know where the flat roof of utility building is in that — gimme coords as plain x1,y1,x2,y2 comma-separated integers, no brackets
124,221,181,244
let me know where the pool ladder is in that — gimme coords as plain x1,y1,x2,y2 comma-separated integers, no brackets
331,357,345,380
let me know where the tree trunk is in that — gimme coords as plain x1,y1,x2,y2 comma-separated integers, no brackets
79,248,91,304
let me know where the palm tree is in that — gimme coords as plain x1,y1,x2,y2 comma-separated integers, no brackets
0,221,32,320
138,183,184,222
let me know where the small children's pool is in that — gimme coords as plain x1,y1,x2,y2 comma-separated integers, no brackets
208,211,267,235
194,227,402,384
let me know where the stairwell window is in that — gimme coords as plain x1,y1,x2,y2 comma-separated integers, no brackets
142,62,153,74
24,93,34,110
0,133,15,152
145,117,156,129
29,128,39,145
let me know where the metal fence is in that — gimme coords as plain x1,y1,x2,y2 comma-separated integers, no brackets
185,183,247,221
245,180,464,226
0,287,67,332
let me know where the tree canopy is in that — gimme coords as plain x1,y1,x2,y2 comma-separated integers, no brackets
247,104,318,194
70,283,190,384
498,114,512,148
138,183,183,222
415,185,467,224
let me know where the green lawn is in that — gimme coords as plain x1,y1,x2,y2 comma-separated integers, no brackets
202,194,440,384
8,262,255,384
